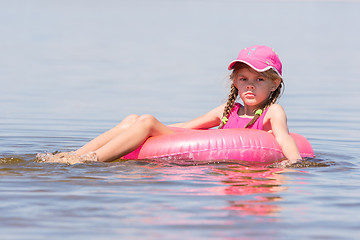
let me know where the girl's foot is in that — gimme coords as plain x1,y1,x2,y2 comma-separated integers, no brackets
79,152,98,162
36,151,98,164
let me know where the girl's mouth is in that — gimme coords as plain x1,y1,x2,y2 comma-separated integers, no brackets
244,92,255,97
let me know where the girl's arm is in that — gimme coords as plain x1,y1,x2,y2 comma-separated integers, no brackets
267,104,302,164
169,103,225,129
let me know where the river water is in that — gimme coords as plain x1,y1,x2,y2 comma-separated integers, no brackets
1,1,359,239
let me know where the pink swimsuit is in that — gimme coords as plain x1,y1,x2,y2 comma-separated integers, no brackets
221,103,269,130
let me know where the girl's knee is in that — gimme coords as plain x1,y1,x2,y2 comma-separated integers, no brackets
137,114,158,128
138,114,157,123
124,114,140,122
117,114,140,128
119,114,159,132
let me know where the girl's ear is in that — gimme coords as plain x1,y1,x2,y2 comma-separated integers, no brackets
271,78,281,91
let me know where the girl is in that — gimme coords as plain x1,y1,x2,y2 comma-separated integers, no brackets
39,45,302,166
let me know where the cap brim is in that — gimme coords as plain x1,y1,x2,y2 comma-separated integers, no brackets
228,60,282,77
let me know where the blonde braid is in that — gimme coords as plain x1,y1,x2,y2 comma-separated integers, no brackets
218,83,238,129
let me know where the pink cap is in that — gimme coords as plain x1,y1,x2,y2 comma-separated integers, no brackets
228,45,282,77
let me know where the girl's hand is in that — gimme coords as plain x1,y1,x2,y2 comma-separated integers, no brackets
269,158,302,168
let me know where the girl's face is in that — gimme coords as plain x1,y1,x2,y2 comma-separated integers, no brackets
233,67,280,108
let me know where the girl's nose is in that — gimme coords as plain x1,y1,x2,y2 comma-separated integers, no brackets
246,83,255,89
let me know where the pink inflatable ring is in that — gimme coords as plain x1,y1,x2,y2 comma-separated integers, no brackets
122,128,314,163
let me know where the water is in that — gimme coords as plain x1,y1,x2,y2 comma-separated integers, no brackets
1,0,360,239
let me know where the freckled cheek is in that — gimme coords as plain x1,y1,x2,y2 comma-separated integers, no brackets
233,81,244,90
234,84,243,93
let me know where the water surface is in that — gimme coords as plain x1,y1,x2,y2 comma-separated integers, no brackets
1,1,359,239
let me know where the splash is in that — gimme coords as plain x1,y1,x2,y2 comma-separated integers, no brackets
0,157,26,164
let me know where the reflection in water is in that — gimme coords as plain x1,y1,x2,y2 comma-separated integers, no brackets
212,165,287,217
145,162,292,217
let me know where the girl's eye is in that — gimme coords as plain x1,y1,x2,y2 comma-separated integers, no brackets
239,78,247,81
257,78,265,82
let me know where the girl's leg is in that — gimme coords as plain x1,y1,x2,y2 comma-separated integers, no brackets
76,114,140,156
94,114,174,162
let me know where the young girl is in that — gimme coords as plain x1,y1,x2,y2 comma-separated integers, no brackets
39,45,302,166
